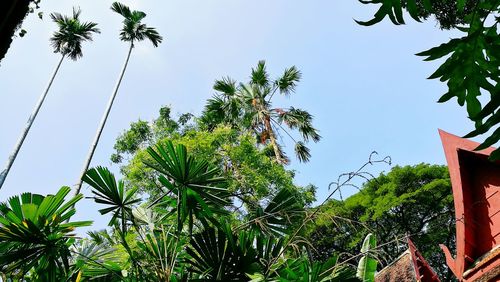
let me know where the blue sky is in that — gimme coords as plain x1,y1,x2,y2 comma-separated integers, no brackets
0,1,475,231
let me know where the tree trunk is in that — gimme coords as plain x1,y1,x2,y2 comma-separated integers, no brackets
74,42,133,195
264,116,283,163
0,54,65,190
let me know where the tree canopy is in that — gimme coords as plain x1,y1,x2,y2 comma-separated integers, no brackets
112,105,317,208
200,61,321,163
307,164,455,280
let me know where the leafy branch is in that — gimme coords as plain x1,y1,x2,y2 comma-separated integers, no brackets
358,0,500,159
269,152,391,267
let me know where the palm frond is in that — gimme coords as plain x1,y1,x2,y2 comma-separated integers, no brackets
248,188,304,236
279,107,321,142
82,167,140,227
143,27,163,47
0,187,91,279
70,240,124,281
145,140,231,234
276,66,302,96
295,141,311,163
111,2,132,18
49,7,100,60
214,76,237,96
111,1,163,46
186,226,261,280
72,6,81,20
251,60,269,87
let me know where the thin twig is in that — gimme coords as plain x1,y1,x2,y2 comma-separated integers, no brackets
268,152,391,268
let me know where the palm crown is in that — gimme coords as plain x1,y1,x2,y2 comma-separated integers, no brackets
111,2,163,47
50,7,100,60
202,61,321,163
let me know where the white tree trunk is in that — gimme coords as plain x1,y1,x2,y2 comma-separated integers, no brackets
74,43,133,195
0,54,65,190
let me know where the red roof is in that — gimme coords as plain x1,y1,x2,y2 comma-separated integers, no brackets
375,238,440,282
439,130,500,281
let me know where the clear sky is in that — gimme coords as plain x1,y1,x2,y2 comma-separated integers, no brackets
0,0,476,231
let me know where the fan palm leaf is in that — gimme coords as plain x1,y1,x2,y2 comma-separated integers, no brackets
248,188,304,236
69,240,124,281
0,186,91,279
82,167,141,232
186,226,260,281
145,140,231,234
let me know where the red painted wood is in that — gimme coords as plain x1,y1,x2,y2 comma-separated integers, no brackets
439,130,500,281
408,238,441,282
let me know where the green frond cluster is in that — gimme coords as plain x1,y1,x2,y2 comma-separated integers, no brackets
49,7,100,60
201,61,321,163
111,2,163,47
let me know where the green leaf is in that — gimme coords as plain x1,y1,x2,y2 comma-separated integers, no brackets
475,127,500,150
356,233,377,282
457,0,466,13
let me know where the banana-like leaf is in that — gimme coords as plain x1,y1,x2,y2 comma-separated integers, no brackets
356,233,377,282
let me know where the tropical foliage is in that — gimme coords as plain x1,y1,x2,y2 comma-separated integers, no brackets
307,164,455,280
359,0,500,159
0,7,99,190
111,106,317,206
75,1,163,195
0,187,92,280
50,8,100,60
0,140,374,281
0,1,471,281
200,61,321,163
356,234,377,282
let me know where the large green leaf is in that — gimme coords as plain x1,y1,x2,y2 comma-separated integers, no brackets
145,140,231,234
358,0,500,159
248,188,304,236
0,187,91,280
186,226,261,281
83,166,141,228
356,233,377,282
417,23,500,158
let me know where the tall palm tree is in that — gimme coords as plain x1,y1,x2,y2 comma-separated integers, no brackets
201,61,321,163
75,2,163,195
0,8,99,190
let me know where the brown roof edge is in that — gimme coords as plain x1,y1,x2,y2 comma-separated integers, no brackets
407,238,441,282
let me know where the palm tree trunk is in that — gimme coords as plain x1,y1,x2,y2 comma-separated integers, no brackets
74,42,133,195
0,54,65,190
264,116,283,164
